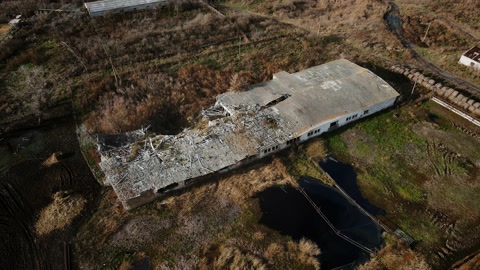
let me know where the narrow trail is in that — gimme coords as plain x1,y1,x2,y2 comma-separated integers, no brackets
385,0,480,96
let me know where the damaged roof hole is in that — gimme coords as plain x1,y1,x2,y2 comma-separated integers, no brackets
261,94,291,110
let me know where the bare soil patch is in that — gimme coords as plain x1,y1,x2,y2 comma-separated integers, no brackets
0,115,101,269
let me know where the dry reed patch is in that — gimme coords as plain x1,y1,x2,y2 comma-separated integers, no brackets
212,244,267,270
42,152,61,167
305,139,327,161
452,251,480,270
214,158,295,203
76,159,321,268
35,191,86,236
298,238,321,268
358,234,430,270
0,24,10,35
231,0,400,58
200,238,320,270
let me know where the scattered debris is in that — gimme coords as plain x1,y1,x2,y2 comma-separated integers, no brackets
98,59,399,209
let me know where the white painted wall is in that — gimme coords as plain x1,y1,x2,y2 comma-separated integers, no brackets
459,55,480,70
297,96,397,143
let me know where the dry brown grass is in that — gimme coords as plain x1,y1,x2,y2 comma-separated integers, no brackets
358,233,430,270
452,251,480,270
227,0,401,60
305,139,327,161
297,238,321,268
42,152,61,167
35,191,86,236
214,158,295,203
0,24,10,35
76,158,321,269
211,245,267,270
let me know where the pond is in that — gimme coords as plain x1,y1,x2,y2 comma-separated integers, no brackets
319,157,386,216
256,176,384,269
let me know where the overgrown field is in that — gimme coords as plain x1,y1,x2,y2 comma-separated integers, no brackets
325,100,480,268
395,0,480,86
74,159,322,269
0,1,351,135
1,0,480,269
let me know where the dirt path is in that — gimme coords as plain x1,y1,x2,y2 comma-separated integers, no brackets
385,0,480,96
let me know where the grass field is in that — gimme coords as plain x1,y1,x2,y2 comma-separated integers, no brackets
325,101,480,268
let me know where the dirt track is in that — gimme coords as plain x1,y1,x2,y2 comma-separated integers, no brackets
0,115,101,269
386,0,480,97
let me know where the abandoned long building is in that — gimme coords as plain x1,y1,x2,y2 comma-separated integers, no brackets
98,59,400,209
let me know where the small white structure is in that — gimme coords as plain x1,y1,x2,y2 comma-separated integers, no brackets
84,0,166,17
8,15,21,26
98,59,400,209
459,46,480,70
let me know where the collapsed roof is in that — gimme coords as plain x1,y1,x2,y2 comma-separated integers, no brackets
98,59,399,208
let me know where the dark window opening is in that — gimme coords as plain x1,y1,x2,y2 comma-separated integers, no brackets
364,109,369,115
157,182,179,193
330,121,338,128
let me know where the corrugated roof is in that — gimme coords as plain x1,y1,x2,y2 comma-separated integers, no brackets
84,0,165,13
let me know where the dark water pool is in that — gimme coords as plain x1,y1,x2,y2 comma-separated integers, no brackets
256,177,384,269
319,157,386,216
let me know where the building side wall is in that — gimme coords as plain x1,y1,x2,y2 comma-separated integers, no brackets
298,96,397,143
459,55,480,70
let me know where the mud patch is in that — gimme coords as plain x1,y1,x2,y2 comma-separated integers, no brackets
412,121,480,167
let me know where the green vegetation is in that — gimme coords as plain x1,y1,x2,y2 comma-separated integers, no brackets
2,0,480,269
324,102,480,266
281,140,333,185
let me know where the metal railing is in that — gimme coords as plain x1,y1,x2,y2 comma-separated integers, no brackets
297,186,377,254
